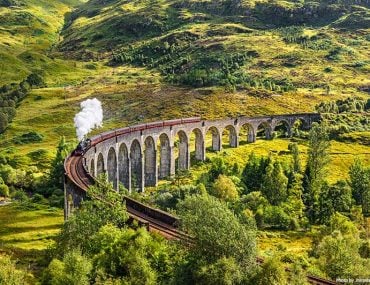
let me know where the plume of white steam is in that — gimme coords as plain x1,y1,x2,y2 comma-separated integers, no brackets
74,98,103,141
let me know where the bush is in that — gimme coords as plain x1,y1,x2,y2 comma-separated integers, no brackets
13,131,43,144
0,254,26,285
26,73,45,88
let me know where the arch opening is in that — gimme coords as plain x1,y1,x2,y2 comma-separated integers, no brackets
144,136,157,187
176,130,189,171
107,147,117,190
256,122,272,140
97,153,104,177
89,159,95,176
118,143,129,190
239,123,255,145
221,125,238,148
130,140,143,192
274,120,291,138
292,118,309,137
158,133,171,179
190,128,205,164
205,126,221,153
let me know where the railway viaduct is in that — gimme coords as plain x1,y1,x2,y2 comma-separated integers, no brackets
79,113,319,194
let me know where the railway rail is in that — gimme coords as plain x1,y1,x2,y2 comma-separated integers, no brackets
64,123,337,284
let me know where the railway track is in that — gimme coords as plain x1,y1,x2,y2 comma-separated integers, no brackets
65,154,337,285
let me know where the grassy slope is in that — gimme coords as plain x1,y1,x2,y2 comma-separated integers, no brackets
0,204,63,283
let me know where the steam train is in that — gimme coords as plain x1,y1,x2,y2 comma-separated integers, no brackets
73,117,201,156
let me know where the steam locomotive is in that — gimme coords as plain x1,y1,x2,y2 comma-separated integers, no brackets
73,139,91,156
72,117,201,156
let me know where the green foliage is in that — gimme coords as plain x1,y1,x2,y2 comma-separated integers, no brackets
211,174,239,201
349,159,370,214
317,181,353,224
55,178,128,256
13,131,43,144
0,254,26,285
303,123,331,223
26,73,46,88
49,137,71,189
253,256,287,285
44,250,92,285
261,159,288,206
194,257,242,285
241,152,269,193
177,194,257,272
0,177,9,197
288,143,302,174
317,231,370,279
91,225,175,284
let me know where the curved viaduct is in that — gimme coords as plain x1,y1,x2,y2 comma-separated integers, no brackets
84,113,319,192
65,113,320,216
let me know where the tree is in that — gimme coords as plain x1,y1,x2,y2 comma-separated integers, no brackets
0,255,26,285
288,143,302,173
55,178,128,256
44,250,92,285
317,181,353,224
195,257,242,285
254,257,287,285
49,136,70,189
0,177,9,197
177,195,257,274
349,159,370,214
303,123,330,223
282,173,305,227
91,225,175,285
212,174,239,201
241,153,269,193
317,231,369,279
26,73,45,88
0,112,8,133
262,160,288,205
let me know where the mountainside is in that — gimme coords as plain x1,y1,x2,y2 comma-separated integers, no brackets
0,0,369,164
59,0,370,94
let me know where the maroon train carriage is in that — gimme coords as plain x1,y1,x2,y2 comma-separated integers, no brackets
146,121,164,129
115,127,130,137
130,123,147,133
163,119,182,127
181,117,201,124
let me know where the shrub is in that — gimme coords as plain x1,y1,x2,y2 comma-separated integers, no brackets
0,254,26,285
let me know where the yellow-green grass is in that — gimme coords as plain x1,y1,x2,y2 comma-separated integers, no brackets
188,135,370,183
0,204,64,283
0,204,63,251
258,230,313,258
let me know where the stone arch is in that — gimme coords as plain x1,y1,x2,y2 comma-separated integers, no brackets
239,123,255,144
222,125,238,147
191,128,205,161
176,130,189,171
107,147,117,190
274,119,291,138
206,126,221,151
292,118,309,137
159,133,171,179
130,140,143,192
89,159,95,176
256,121,272,139
118,143,130,190
97,153,104,176
144,136,157,187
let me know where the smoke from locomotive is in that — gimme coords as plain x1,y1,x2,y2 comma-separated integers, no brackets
74,98,103,141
